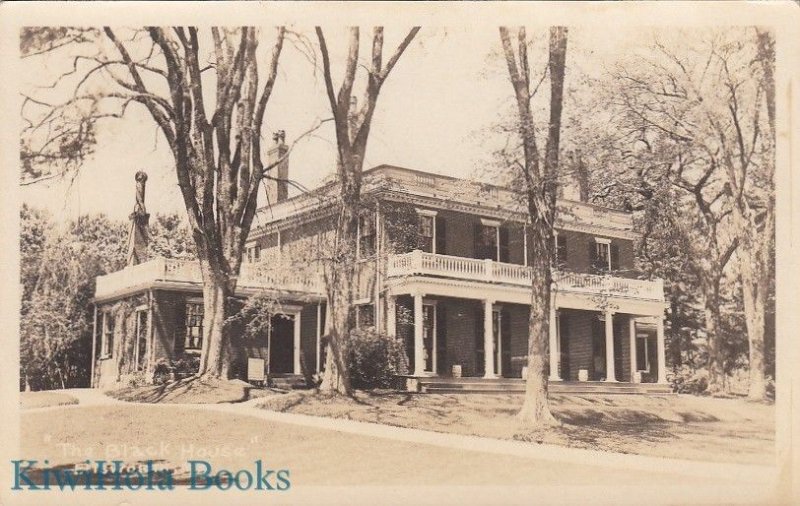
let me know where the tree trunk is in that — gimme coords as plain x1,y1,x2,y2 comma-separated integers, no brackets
518,224,558,426
198,265,233,379
319,173,358,395
741,257,768,401
703,285,726,396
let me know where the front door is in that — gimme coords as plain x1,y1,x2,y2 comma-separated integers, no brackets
269,315,295,374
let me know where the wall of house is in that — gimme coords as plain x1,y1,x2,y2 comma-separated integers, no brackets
557,230,635,275
382,202,528,265
559,309,595,381
94,293,149,389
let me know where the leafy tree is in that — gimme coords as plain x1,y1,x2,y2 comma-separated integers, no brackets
21,27,290,378
20,213,127,390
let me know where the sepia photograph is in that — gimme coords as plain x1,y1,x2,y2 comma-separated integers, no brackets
2,2,798,504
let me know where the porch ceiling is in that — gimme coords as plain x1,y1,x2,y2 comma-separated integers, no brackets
385,276,666,316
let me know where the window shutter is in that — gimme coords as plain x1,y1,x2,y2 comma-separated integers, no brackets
435,217,447,255
589,241,598,273
499,227,510,263
557,234,568,267
610,243,620,272
473,223,482,259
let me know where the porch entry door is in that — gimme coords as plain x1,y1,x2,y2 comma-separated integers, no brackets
269,314,295,375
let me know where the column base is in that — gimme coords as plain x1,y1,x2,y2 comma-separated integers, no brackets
548,376,562,381
483,373,498,379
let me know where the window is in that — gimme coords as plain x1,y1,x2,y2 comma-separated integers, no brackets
245,244,261,264
592,238,612,273
417,214,434,253
184,303,204,351
356,304,375,328
476,222,499,260
358,214,376,258
135,309,148,371
101,312,115,358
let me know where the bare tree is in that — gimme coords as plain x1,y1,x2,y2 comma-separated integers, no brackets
499,26,568,426
21,27,291,378
314,27,420,394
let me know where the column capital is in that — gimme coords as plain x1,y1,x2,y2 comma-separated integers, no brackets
483,298,496,305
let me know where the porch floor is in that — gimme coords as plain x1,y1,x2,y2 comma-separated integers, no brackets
406,376,672,395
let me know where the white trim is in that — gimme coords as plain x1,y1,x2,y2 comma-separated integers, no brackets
480,218,501,227
415,208,438,217
594,236,612,244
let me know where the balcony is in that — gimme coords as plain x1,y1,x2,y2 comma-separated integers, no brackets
385,250,664,302
95,257,324,301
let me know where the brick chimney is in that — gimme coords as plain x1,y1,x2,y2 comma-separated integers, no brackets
266,130,289,203
126,170,150,266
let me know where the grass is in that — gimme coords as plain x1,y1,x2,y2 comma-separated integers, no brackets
258,391,775,465
107,377,284,404
20,404,711,487
20,391,79,410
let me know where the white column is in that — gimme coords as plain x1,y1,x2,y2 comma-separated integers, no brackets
293,313,302,375
629,317,638,383
548,305,561,381
386,296,397,337
483,299,496,378
523,224,528,267
604,310,617,382
656,316,667,384
413,293,425,376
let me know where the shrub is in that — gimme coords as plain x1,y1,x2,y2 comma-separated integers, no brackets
151,355,200,384
668,364,708,394
346,327,408,389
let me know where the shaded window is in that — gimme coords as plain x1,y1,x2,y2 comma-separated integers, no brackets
591,239,611,273
101,312,115,358
359,214,376,258
417,215,434,253
357,304,375,328
135,309,148,371
475,224,498,260
245,244,261,263
184,303,204,351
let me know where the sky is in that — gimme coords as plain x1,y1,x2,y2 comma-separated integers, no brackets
20,26,645,224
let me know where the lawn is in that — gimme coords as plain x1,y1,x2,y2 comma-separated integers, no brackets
107,377,283,404
20,391,79,410
258,391,775,465
20,404,711,487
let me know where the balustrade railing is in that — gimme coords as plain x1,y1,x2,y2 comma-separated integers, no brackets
95,257,323,298
386,250,663,301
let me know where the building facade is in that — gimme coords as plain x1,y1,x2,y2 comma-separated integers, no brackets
92,160,668,391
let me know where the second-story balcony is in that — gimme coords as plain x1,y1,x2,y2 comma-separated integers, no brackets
386,250,664,302
95,257,324,301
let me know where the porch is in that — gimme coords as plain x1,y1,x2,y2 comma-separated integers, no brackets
407,377,673,395
385,294,668,392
